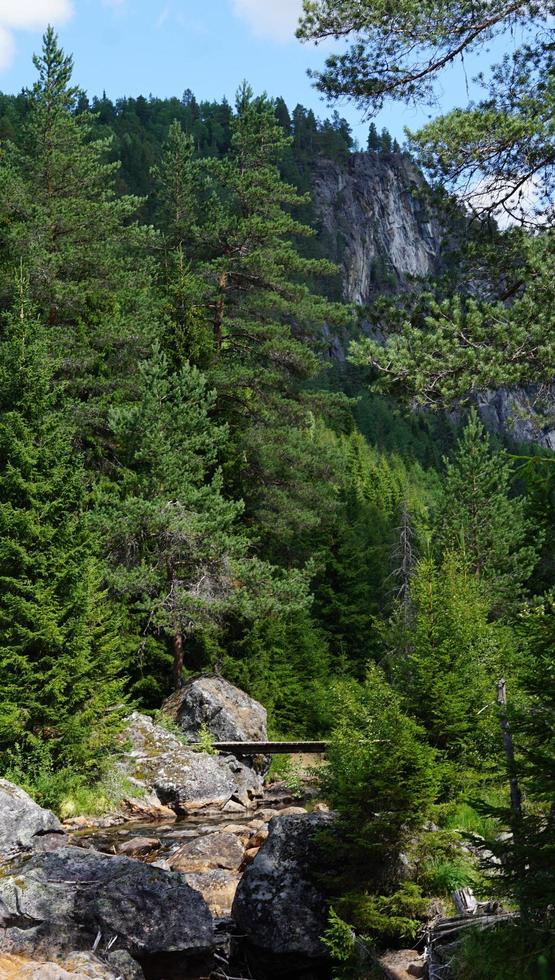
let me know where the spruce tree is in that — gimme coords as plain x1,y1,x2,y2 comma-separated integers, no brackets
389,555,511,778
436,410,538,615
0,299,125,782
0,30,158,427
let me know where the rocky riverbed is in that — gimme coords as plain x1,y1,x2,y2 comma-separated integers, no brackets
0,679,336,980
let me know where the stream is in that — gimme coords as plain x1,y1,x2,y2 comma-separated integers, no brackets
69,787,329,980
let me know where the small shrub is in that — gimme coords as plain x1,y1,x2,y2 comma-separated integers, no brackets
336,882,429,943
195,723,217,755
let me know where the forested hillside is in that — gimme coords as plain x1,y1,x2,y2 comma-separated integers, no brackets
0,19,553,980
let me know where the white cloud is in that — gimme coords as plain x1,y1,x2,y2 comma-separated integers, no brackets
230,0,303,43
0,0,73,70
0,24,14,69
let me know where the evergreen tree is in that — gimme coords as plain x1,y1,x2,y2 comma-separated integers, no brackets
322,665,439,892
0,299,125,781
367,122,379,153
153,85,349,555
436,411,538,615
487,599,555,919
389,555,510,778
95,344,310,697
0,30,158,430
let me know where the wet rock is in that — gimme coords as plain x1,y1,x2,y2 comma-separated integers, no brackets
119,712,263,812
0,780,64,862
168,832,244,872
183,870,240,917
116,837,160,857
162,676,267,744
0,845,213,974
232,812,335,969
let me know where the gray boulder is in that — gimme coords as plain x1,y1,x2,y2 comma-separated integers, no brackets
162,676,267,743
0,845,213,975
119,712,263,812
0,780,64,862
232,813,334,972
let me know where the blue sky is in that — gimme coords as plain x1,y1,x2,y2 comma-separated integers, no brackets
0,1,517,145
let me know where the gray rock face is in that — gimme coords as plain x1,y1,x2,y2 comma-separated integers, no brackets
232,813,334,967
120,712,263,812
312,152,442,306
162,676,267,743
0,846,213,973
475,384,555,451
0,780,64,861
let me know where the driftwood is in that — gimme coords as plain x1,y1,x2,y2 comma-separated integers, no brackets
451,887,478,916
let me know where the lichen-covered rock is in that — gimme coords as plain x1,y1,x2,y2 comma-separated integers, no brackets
0,780,64,862
232,812,335,968
0,846,213,973
162,676,267,743
119,712,263,812
167,831,244,873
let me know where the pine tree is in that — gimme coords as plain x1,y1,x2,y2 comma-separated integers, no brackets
95,344,310,696
153,85,349,554
0,299,125,781
436,410,538,615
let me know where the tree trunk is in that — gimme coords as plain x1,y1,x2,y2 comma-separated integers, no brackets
496,678,522,822
173,632,185,690
213,271,228,352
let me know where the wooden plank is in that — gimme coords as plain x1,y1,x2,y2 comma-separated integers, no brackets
192,741,330,755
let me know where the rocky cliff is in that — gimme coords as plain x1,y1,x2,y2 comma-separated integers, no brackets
311,151,442,305
312,152,555,450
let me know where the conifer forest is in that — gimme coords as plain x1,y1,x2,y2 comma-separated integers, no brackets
0,3,553,979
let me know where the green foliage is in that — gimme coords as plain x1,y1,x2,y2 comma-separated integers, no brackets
435,411,539,615
321,666,439,892
195,723,217,755
453,922,555,980
0,304,126,785
321,908,356,963
335,882,429,942
389,554,509,775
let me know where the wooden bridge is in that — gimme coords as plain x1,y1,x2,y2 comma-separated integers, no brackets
195,741,329,755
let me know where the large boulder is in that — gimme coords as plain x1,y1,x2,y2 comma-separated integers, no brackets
232,813,334,976
119,712,263,812
162,676,267,743
0,780,64,862
0,846,213,976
